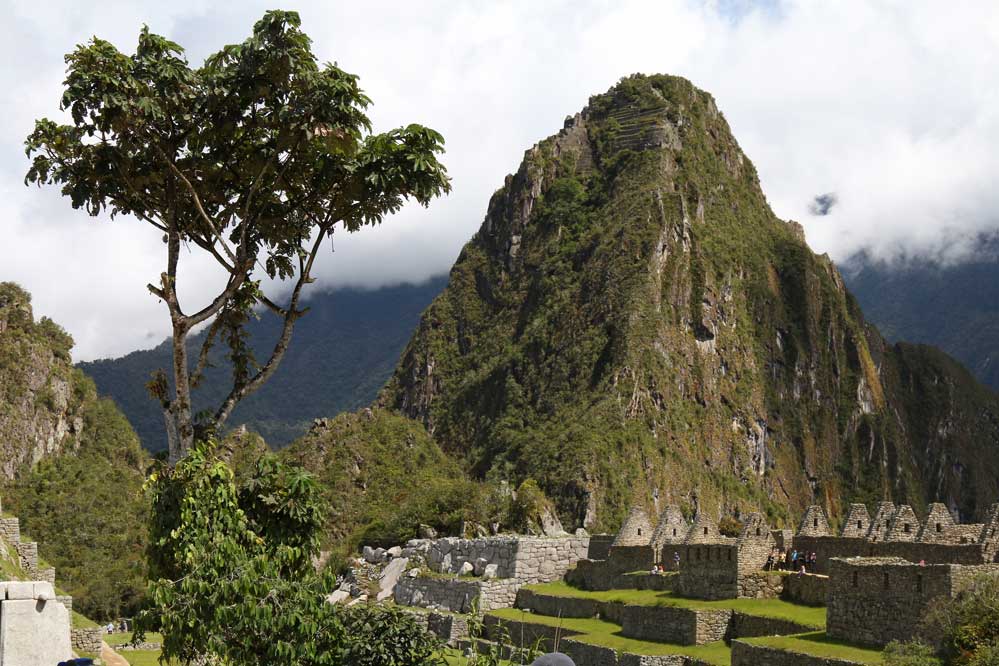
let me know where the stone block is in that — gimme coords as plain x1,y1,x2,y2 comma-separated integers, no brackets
5,582,34,601
32,581,54,601
0,598,72,665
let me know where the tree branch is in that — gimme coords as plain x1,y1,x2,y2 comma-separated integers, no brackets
213,228,326,428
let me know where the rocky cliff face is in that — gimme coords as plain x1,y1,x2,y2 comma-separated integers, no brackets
0,283,87,478
381,75,999,530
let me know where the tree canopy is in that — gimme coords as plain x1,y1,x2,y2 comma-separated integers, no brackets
25,10,450,461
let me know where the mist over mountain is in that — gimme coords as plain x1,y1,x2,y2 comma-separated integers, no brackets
79,278,447,451
842,235,999,392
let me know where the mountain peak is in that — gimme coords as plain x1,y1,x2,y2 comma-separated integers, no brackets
382,75,999,531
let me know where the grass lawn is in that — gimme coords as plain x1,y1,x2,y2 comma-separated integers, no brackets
487,608,730,666
120,649,177,666
522,581,826,628
71,610,99,629
743,632,884,664
104,631,164,646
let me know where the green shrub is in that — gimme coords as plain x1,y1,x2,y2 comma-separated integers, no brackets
882,640,941,666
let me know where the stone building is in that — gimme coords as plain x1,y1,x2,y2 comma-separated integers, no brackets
797,505,831,537
867,501,896,542
605,507,656,573
840,504,872,538
650,505,688,558
827,557,999,648
685,512,726,544
918,503,957,543
884,504,920,542
611,507,653,547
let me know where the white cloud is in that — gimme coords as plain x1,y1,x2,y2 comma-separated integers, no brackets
1,1,998,360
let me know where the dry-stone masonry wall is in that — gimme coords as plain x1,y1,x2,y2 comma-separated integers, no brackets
70,628,104,654
426,536,588,582
393,576,522,613
620,605,730,645
674,544,739,599
781,572,827,606
826,558,999,647
731,639,870,666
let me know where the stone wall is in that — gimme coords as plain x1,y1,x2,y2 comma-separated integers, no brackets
13,542,38,577
781,573,827,606
426,536,589,583
0,519,19,545
566,560,676,591
606,545,656,574
587,535,615,561
393,576,522,613
826,558,999,647
427,612,469,645
736,572,783,599
515,589,603,618
792,535,987,575
620,605,730,645
674,544,739,600
0,580,72,666
70,628,104,654
482,613,583,652
731,640,870,665
729,612,816,639
561,638,618,666
56,595,72,614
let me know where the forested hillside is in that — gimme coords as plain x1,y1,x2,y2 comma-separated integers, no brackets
0,282,148,620
80,278,446,451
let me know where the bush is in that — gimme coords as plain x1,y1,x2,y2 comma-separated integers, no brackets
718,516,743,537
883,640,942,666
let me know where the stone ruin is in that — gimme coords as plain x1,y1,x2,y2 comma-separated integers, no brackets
0,581,72,665
793,501,999,575
336,533,590,614
0,497,81,660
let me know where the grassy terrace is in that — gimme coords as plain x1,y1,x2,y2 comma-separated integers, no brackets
521,581,826,629
488,607,731,665
742,632,884,664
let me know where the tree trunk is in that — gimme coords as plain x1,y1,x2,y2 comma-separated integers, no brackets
168,322,195,463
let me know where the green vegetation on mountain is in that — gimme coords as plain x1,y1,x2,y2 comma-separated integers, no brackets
80,277,446,451
0,281,149,620
379,74,999,531
843,243,999,391
282,408,499,552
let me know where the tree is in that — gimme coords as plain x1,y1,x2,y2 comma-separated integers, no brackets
141,439,443,665
25,10,450,462
920,573,999,665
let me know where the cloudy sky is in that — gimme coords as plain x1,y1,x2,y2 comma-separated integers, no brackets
2,1,998,360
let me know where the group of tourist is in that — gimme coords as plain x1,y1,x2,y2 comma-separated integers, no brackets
765,547,817,573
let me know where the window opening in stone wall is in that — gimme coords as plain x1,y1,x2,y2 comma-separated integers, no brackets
936,523,943,533
813,518,818,527
852,572,858,587
673,528,677,536
961,537,969,544
756,527,761,536
858,521,863,530
704,527,709,535
904,523,911,533
884,573,890,589
917,575,923,593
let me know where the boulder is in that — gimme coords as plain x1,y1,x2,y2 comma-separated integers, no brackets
458,561,475,576
362,545,378,563
482,564,499,580
418,524,438,539
473,557,489,576
387,546,403,559
377,557,410,602
326,590,350,605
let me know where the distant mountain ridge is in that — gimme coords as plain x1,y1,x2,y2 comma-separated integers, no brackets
842,237,999,391
79,277,447,451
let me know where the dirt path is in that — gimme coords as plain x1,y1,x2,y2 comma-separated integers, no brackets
100,641,130,666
